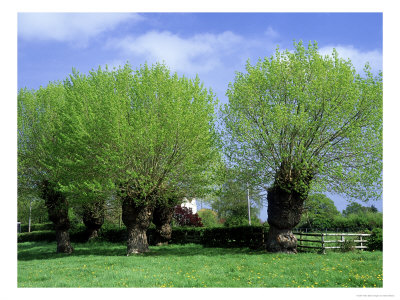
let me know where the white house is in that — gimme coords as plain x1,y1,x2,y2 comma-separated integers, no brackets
180,198,197,214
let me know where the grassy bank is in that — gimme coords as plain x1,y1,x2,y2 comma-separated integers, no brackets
18,241,383,288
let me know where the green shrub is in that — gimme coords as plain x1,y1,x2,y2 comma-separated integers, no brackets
69,224,89,242
340,240,356,252
18,224,268,249
296,212,383,232
98,226,127,243
169,227,204,244
18,230,55,243
197,209,220,227
20,223,54,233
224,215,261,227
201,225,265,249
367,228,383,251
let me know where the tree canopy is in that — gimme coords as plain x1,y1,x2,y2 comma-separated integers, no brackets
19,63,222,206
209,167,263,225
301,193,340,228
18,82,68,197
342,202,379,217
221,41,382,201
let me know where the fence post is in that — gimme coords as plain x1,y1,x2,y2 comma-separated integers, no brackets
262,226,265,250
299,232,302,247
360,235,364,251
321,233,325,254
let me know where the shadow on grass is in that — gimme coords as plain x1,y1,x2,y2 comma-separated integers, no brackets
18,241,267,261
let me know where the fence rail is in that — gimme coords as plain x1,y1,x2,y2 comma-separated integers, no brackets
294,232,371,254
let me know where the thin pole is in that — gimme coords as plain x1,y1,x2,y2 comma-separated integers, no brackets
247,183,251,225
28,197,32,233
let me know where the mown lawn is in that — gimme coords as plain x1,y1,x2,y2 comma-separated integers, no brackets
18,241,383,288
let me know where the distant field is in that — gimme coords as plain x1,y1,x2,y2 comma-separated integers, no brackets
18,241,383,288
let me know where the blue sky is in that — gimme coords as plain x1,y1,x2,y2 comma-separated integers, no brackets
17,12,383,216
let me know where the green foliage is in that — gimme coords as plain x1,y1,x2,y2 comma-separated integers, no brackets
20,223,54,233
98,226,127,243
68,207,81,228
58,63,221,202
340,240,356,252
210,167,263,223
300,193,340,228
367,228,383,251
342,202,379,217
18,230,55,243
201,226,265,249
18,83,67,193
297,211,382,232
224,214,261,227
197,209,220,227
221,41,382,201
17,196,48,225
18,63,222,212
335,212,382,231
342,202,364,216
167,227,204,244
18,224,266,249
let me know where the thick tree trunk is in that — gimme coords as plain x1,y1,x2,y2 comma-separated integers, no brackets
152,205,174,246
266,185,306,254
122,197,154,255
83,201,105,241
56,230,74,253
41,180,73,254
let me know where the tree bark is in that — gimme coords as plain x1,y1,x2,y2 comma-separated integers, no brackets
56,230,74,253
152,205,174,246
83,200,105,241
122,197,154,255
266,185,306,254
41,180,73,254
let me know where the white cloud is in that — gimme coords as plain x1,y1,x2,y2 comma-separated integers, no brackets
106,30,244,74
18,13,143,46
319,45,382,74
264,26,279,39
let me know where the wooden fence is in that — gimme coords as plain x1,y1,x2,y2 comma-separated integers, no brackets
294,232,371,254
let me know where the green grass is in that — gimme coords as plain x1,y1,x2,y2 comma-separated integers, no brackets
18,241,383,288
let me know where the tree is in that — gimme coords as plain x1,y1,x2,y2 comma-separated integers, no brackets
82,199,105,241
173,206,203,227
197,209,219,227
221,41,382,253
210,167,263,226
152,193,181,245
301,193,340,228
342,202,378,217
369,205,378,213
18,84,75,253
342,202,364,216
55,63,220,255
17,195,48,225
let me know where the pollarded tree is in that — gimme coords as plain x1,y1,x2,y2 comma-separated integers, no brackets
82,198,105,241
56,63,221,255
221,41,382,253
152,190,182,246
